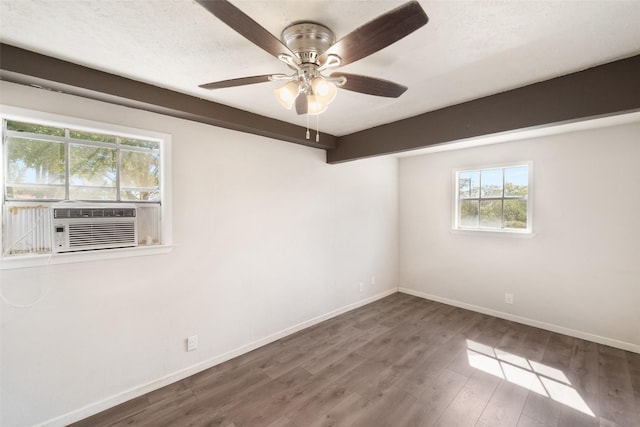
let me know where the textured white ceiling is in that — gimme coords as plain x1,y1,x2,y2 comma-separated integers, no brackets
1,0,639,136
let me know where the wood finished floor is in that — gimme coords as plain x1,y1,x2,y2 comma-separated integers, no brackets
72,293,640,427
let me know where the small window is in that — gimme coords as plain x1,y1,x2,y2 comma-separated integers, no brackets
1,111,171,265
454,163,532,233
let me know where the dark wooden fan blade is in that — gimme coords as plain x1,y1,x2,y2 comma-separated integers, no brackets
318,1,428,67
199,74,274,90
332,73,408,98
295,93,308,115
195,0,300,64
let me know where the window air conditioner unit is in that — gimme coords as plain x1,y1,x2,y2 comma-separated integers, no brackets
52,204,138,253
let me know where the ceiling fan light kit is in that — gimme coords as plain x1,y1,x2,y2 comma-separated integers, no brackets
195,0,428,138
271,23,341,116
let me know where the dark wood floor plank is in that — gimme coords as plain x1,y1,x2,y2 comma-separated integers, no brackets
447,342,479,378
284,352,371,425
409,298,451,323
109,386,199,427
394,368,468,427
433,369,501,427
378,298,438,329
286,381,351,426
521,391,564,427
307,350,368,384
349,385,417,427
516,413,547,426
496,321,532,353
598,345,637,427
477,379,529,427
625,350,640,413
467,316,519,358
187,365,272,409
215,366,313,426
557,409,599,427
556,338,601,427
300,324,389,374
70,293,640,427
520,326,552,363
335,358,403,402
267,415,297,427
599,417,627,427
393,333,468,397
258,344,318,379
306,391,364,427
542,332,576,370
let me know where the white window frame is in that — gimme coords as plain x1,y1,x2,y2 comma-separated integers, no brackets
0,106,173,269
452,161,533,236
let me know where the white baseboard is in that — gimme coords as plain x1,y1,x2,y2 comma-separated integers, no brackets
41,288,398,427
398,287,640,354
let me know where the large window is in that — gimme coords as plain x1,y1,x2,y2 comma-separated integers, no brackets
1,110,171,266
5,120,160,202
454,163,532,233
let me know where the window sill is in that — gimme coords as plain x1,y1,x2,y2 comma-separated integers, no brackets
450,228,536,238
0,244,175,270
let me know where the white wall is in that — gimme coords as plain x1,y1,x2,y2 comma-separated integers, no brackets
0,82,399,426
399,121,640,352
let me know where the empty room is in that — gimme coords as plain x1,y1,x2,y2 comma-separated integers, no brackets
0,1,639,426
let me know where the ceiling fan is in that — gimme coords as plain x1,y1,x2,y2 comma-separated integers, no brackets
195,0,429,120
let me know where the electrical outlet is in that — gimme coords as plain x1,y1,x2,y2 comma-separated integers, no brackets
359,282,363,292
187,335,198,351
371,275,376,285
505,293,514,305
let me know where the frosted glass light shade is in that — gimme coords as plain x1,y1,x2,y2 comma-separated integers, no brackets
311,77,337,105
307,94,328,115
274,81,300,109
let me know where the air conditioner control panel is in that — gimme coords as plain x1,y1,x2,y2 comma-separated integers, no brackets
54,225,67,249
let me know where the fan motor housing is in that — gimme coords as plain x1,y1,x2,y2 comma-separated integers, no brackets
282,22,335,65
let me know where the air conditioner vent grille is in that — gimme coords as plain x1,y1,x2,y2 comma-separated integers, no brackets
52,204,138,252
67,222,136,248
53,208,136,219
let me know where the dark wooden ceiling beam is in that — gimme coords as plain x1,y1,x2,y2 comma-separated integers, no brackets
328,54,640,163
0,43,336,150
2,44,638,163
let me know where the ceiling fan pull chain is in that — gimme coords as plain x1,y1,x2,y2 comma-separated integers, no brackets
306,113,310,139
316,114,320,142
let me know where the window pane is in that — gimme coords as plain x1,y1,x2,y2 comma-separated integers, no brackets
69,129,116,144
69,144,116,200
120,150,160,201
505,166,528,197
504,199,527,229
120,190,160,201
480,200,502,228
458,171,479,198
6,120,65,137
481,169,503,198
5,184,65,200
460,200,479,227
5,137,65,199
69,186,117,200
121,137,159,150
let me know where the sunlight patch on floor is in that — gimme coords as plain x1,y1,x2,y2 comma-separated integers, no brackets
465,339,595,417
